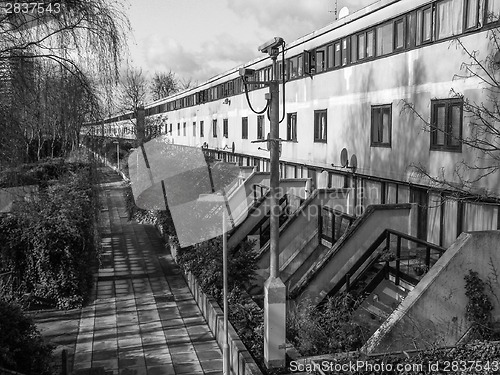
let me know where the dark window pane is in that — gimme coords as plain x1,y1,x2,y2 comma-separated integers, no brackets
367,30,375,57
395,19,404,49
358,33,366,59
422,7,433,42
436,0,464,40
376,22,394,56
407,12,417,48
350,35,357,62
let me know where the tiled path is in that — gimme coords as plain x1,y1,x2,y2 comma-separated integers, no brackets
39,167,224,375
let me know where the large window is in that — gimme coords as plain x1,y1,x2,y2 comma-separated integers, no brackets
371,105,392,147
377,22,394,56
212,119,217,138
200,120,204,137
430,98,463,152
287,112,297,141
242,117,248,139
465,0,479,29
257,115,264,139
436,0,463,40
485,0,500,23
314,110,327,143
223,119,228,138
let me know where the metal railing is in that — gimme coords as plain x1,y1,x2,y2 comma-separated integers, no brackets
319,206,356,244
328,229,447,299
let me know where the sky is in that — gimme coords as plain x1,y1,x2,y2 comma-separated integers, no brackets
124,0,376,84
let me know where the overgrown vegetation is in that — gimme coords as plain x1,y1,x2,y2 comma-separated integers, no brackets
0,300,53,375
287,294,368,356
0,157,101,309
464,270,495,340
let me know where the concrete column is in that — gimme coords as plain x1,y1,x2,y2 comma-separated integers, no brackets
263,276,286,368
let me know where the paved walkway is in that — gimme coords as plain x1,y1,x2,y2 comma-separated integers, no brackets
41,167,223,375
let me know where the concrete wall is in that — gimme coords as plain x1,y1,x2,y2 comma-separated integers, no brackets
292,204,415,306
185,272,263,375
363,231,500,354
254,189,349,289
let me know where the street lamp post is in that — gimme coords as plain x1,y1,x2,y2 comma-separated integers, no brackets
240,36,286,369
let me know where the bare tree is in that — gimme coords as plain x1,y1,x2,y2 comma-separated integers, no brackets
179,77,198,91
402,27,500,199
150,70,179,101
119,66,147,115
0,0,130,165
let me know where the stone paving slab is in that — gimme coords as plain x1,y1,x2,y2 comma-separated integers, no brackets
36,167,224,375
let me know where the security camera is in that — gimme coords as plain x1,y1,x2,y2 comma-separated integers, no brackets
258,37,284,54
239,67,256,78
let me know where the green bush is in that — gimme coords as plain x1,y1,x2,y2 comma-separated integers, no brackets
176,237,257,302
287,294,368,356
0,162,100,309
0,300,53,374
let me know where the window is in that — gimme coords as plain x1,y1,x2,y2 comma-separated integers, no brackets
193,122,196,136
169,123,172,134
200,120,204,137
376,22,394,56
371,105,392,147
212,119,217,138
366,30,375,57
288,54,303,79
334,41,341,67
177,123,180,136
358,33,366,59
420,6,433,44
436,0,463,40
316,46,326,73
223,118,228,138
242,117,248,139
257,115,264,139
342,38,349,65
314,110,327,143
465,0,479,29
287,113,297,141
406,11,417,48
350,35,358,63
327,44,335,68
485,0,500,23
394,18,405,50
183,122,186,136
430,99,463,152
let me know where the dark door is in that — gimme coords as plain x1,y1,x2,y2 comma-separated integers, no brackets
410,187,428,241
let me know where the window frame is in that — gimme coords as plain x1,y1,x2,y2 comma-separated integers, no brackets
242,117,248,140
371,104,393,148
394,17,405,51
430,98,463,152
287,112,297,142
464,0,480,31
223,118,228,138
212,119,217,138
257,115,264,140
484,0,500,24
313,109,327,143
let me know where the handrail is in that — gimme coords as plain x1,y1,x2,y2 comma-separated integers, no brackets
386,228,446,254
327,230,388,298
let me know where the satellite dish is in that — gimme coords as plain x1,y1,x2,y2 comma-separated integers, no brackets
340,148,348,167
231,142,235,154
350,154,357,173
338,6,349,19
